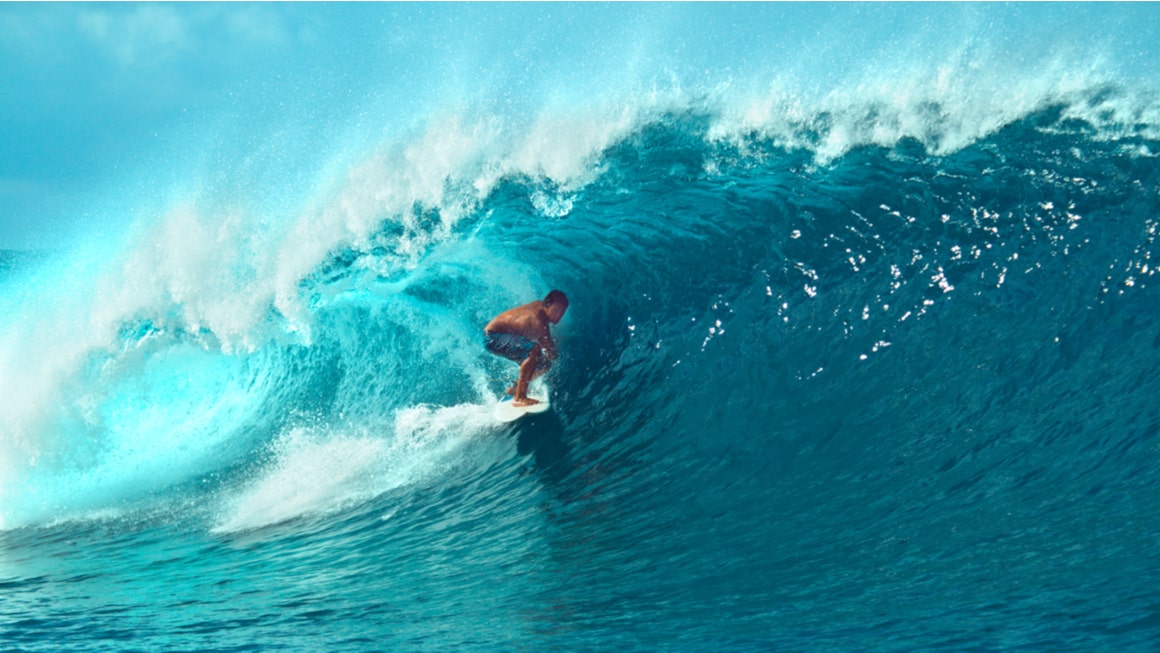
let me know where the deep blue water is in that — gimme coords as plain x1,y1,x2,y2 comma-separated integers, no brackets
2,4,1160,651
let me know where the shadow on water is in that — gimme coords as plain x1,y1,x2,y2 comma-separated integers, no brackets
505,410,572,488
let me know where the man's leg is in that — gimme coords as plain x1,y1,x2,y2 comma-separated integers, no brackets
513,348,543,406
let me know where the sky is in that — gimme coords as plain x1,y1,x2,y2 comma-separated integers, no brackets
0,4,384,249
2,6,255,247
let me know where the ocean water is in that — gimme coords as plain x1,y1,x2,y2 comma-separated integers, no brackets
2,3,1160,651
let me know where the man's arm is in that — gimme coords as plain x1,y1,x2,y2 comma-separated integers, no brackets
531,311,557,362
540,332,557,361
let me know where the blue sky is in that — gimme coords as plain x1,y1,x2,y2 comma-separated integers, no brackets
1,4,302,248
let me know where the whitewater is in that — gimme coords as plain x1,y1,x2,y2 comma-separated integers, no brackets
1,3,1159,650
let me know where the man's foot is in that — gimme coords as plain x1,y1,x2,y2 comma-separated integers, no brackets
512,396,540,407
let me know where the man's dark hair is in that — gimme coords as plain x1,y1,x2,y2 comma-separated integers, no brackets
545,289,568,307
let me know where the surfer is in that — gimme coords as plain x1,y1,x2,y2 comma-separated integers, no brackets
484,290,568,406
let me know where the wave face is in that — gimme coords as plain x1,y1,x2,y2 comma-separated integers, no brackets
2,4,1159,650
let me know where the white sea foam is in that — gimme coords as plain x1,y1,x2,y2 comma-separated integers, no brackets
0,334,269,529
0,206,282,529
212,401,497,533
705,47,1144,163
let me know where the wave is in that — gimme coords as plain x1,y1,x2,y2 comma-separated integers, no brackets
1,3,1159,531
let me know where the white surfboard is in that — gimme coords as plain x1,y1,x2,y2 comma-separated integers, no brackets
494,386,550,422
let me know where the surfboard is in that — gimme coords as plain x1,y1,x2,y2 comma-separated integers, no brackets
494,387,550,422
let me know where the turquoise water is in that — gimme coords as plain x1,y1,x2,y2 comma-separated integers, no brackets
2,3,1159,650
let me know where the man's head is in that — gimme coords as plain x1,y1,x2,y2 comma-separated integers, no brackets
544,289,568,323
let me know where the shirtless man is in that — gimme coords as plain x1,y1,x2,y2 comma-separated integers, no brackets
484,290,568,406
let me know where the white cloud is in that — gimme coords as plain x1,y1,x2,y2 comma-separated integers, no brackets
223,6,290,49
76,5,192,67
